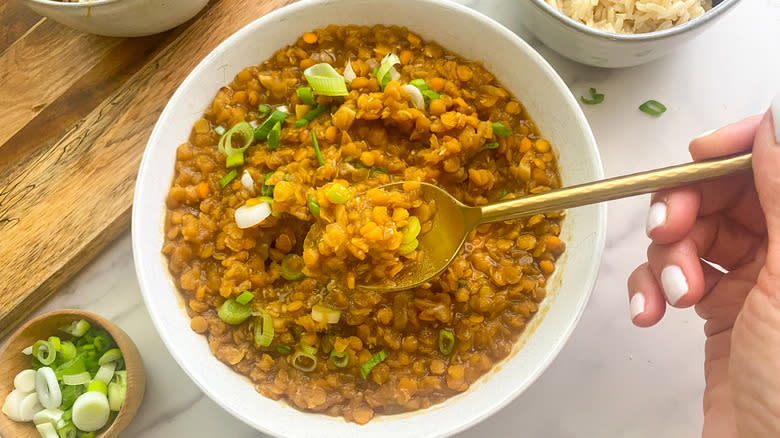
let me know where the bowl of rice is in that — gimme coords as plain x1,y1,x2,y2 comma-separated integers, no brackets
516,0,742,68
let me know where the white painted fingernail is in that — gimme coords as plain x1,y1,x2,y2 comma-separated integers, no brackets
695,128,717,140
661,265,688,305
771,90,780,144
630,292,645,321
646,202,667,236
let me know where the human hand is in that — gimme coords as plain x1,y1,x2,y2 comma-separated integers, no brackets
626,95,780,438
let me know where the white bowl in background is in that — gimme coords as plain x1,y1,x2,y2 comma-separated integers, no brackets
15,0,209,38
516,0,742,68
132,0,607,436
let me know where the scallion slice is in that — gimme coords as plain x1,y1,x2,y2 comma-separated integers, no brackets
62,372,91,386
87,380,108,396
295,105,328,127
214,126,226,136
360,350,387,379
217,121,254,157
59,320,91,338
218,169,238,188
236,291,254,305
326,183,351,204
59,341,77,361
98,348,122,366
329,350,349,368
481,141,499,151
253,311,274,348
226,151,244,168
267,122,282,149
34,340,56,365
639,99,667,116
439,329,455,355
36,367,62,409
254,110,288,141
376,53,401,89
397,238,419,256
421,89,440,102
312,131,325,166
108,371,126,412
409,78,428,91
297,86,317,106
580,88,604,105
307,195,320,216
261,172,274,197
303,63,348,97
276,345,291,355
311,304,341,324
72,391,110,432
498,189,510,200
400,216,421,245
217,299,252,325
94,362,116,384
492,122,512,138
457,279,466,288
280,254,305,281
258,104,272,116
292,345,317,372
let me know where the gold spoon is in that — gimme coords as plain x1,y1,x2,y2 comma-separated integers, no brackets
359,152,752,292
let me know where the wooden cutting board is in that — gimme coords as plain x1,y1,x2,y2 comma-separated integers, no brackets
0,0,294,337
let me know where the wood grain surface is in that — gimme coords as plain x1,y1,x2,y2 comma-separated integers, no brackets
0,0,295,337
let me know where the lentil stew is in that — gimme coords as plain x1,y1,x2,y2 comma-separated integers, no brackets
162,24,566,424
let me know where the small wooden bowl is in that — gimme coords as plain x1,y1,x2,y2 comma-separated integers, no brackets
0,310,145,437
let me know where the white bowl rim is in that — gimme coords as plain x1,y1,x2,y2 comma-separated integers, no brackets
131,0,608,436
529,0,741,41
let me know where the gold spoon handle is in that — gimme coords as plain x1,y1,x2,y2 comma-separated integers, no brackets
478,153,753,224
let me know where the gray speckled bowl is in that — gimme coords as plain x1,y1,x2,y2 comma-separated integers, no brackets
516,0,742,68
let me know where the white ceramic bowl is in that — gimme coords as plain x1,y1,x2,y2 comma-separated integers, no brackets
15,0,209,38
132,0,606,436
516,0,741,68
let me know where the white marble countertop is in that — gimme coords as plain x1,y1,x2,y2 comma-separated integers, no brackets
5,1,780,436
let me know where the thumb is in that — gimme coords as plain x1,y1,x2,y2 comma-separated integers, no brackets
752,94,780,265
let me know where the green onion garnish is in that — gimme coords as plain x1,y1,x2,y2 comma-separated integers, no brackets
108,371,127,412
499,189,510,200
329,350,349,368
421,89,440,102
253,311,274,348
295,105,329,127
236,291,254,305
303,63,349,97
267,122,281,149
261,172,274,197
33,340,56,365
580,88,604,105
60,341,77,361
400,216,421,245
214,126,226,136
280,254,305,281
457,279,466,288
300,342,317,356
98,348,122,366
218,170,238,188
492,122,513,138
292,349,317,372
218,121,254,157
438,329,455,355
397,238,419,256
639,100,667,116
60,320,91,337
409,78,428,90
225,151,244,168
217,298,252,325
327,183,351,204
375,53,401,90
254,110,288,141
276,345,291,355
481,141,499,151
360,350,387,379
307,195,320,216
312,131,325,166
258,104,272,116
369,166,388,174
296,86,317,106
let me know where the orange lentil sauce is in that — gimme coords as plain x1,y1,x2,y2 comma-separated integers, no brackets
162,25,566,424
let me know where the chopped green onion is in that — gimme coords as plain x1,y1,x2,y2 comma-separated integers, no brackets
108,371,126,412
258,104,272,116
296,86,317,106
218,169,238,188
307,195,320,216
409,78,428,90
267,122,282,149
57,422,77,438
311,304,341,324
580,88,604,105
498,189,510,200
36,367,62,409
276,345,291,355
34,340,56,365
401,216,421,245
94,362,115,385
438,329,455,355
217,298,252,325
60,385,85,410
92,333,111,353
481,141,499,151
280,254,305,281
492,122,513,138
60,320,91,337
87,380,107,396
360,350,387,379
72,391,110,432
312,131,325,166
214,126,226,136
326,183,351,204
369,166,388,174
59,341,77,361
291,350,317,372
63,372,91,386
55,356,86,379
421,89,440,102
226,151,244,168
253,311,274,348
254,110,288,141
376,53,401,89
303,63,349,96
98,348,122,366
397,238,419,256
329,350,349,368
639,100,667,116
217,121,254,156
457,279,466,288
261,172,274,197
295,105,329,127
48,336,61,351
236,291,254,305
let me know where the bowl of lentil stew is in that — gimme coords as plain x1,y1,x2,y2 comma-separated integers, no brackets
132,0,606,436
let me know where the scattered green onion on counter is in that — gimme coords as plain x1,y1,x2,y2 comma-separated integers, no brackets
580,87,604,105
639,99,667,116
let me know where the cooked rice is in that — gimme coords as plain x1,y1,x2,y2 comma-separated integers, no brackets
545,0,712,34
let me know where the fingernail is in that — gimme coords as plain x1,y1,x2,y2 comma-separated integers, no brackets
630,292,645,321
771,90,780,143
646,202,667,236
695,128,717,140
661,265,688,305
